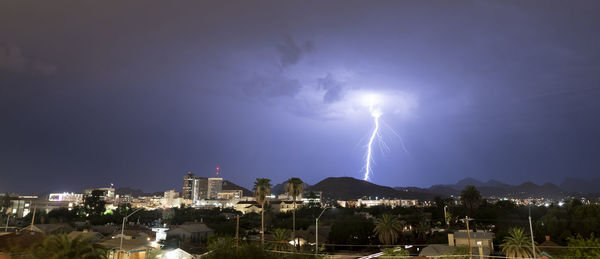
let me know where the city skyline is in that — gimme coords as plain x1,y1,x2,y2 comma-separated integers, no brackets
2,1,600,194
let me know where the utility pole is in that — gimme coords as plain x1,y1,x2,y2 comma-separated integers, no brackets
315,207,329,256
529,207,537,259
236,214,239,256
29,204,36,231
119,208,143,259
444,206,448,227
465,216,473,259
4,214,10,232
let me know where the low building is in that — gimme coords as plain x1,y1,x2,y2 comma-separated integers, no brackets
67,230,104,242
160,248,194,259
83,187,115,203
271,200,303,213
539,235,562,258
22,224,73,235
217,190,243,200
4,196,37,218
166,223,214,243
419,230,494,258
449,230,494,251
234,201,262,214
100,238,154,259
0,230,45,257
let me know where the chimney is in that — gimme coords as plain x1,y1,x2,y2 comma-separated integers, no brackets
545,235,550,241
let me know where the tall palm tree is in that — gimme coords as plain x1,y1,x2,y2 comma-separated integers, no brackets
254,178,272,245
374,214,403,246
460,185,482,217
30,234,107,259
502,227,538,258
271,228,291,252
285,177,304,247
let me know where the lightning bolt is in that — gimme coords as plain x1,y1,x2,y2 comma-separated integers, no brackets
363,106,382,181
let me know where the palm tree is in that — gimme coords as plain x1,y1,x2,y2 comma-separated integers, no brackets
254,178,272,245
30,234,107,259
271,228,291,252
285,177,304,247
460,185,482,216
502,227,538,258
374,214,403,246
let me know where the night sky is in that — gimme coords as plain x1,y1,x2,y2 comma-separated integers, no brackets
1,1,600,194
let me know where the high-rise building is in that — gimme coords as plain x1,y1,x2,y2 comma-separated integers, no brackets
207,178,223,199
182,172,210,201
182,172,195,200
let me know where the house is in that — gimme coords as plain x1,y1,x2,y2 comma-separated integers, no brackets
235,201,262,214
67,230,104,242
296,224,331,246
0,230,45,258
449,230,494,251
21,223,73,235
99,237,154,259
419,230,494,258
419,244,457,257
167,223,214,243
160,248,194,259
91,225,119,236
271,200,303,213
111,229,151,241
539,235,561,258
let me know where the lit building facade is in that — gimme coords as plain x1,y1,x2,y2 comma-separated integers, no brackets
207,178,223,199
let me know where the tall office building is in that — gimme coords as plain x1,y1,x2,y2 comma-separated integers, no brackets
196,177,209,200
182,172,195,200
207,178,223,199
182,172,210,201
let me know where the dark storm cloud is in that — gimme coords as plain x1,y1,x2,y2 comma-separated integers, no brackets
241,36,314,101
0,43,57,75
318,73,346,103
276,35,314,68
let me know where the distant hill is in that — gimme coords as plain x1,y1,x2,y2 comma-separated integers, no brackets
560,178,600,194
222,180,252,197
271,181,312,195
307,177,436,200
416,178,567,199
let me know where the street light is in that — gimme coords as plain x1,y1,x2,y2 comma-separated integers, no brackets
119,208,143,259
315,207,331,256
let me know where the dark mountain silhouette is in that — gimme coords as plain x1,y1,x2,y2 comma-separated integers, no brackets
271,181,312,195
455,177,485,187
307,177,436,200
415,178,567,198
560,178,600,194
222,180,252,197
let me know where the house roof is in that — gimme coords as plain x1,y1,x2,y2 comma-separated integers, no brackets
21,223,73,234
453,231,494,239
270,200,304,205
0,230,45,252
99,237,151,252
236,201,258,205
419,244,455,256
91,225,119,235
68,231,104,242
169,223,213,233
539,239,562,255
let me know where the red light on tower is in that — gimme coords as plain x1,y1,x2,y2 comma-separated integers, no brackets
216,166,220,176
